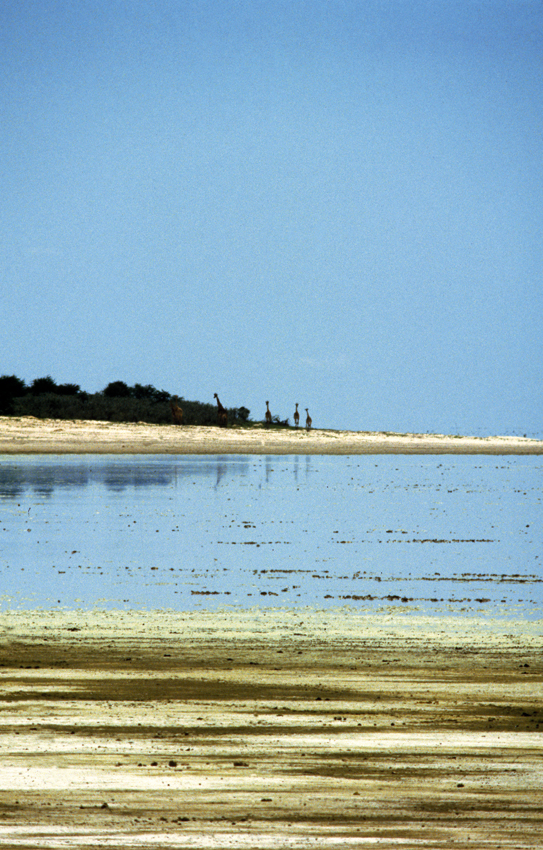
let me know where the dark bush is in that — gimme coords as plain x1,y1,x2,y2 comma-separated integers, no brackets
29,376,58,395
0,374,27,414
133,383,170,403
56,383,81,396
2,373,260,429
103,381,132,398
237,406,250,422
13,393,86,420
271,415,290,428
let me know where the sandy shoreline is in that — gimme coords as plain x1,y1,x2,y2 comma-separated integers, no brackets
0,608,542,848
1,415,542,454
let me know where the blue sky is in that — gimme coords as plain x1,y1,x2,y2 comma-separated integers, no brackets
1,0,542,435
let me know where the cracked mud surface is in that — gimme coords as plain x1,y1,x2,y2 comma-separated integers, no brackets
0,610,541,848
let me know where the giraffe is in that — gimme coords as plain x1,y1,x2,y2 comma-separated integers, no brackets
265,400,272,427
213,393,228,428
305,408,312,431
170,395,184,425
293,403,299,428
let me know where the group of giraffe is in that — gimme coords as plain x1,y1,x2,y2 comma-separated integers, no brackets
266,400,311,431
170,394,312,431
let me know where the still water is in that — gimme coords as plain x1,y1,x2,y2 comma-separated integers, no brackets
0,454,541,618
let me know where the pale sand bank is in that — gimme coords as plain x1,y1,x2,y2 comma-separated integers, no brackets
1,415,542,454
2,605,542,647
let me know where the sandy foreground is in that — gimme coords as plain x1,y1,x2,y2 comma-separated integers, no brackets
1,415,543,454
0,608,542,849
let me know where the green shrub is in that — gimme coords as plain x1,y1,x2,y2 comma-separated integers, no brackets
1,373,261,429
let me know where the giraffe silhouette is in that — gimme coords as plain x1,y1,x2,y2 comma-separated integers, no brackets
305,408,312,431
170,396,184,425
265,400,272,427
293,403,299,428
213,393,228,428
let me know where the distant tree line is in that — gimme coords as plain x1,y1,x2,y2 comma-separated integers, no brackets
0,374,251,427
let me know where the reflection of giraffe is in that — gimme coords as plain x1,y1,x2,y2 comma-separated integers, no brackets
293,403,299,428
170,396,184,425
215,460,227,489
213,393,228,427
265,400,272,427
305,408,312,431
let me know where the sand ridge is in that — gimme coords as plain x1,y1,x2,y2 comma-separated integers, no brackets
1,416,542,454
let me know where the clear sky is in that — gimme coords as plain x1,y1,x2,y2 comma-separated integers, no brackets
1,0,542,436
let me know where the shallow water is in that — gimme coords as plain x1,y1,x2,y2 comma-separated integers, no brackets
0,454,541,618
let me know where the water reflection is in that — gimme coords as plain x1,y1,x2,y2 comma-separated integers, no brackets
0,456,250,498
0,454,541,618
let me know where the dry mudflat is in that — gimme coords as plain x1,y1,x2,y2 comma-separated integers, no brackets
0,608,542,849
1,415,543,454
